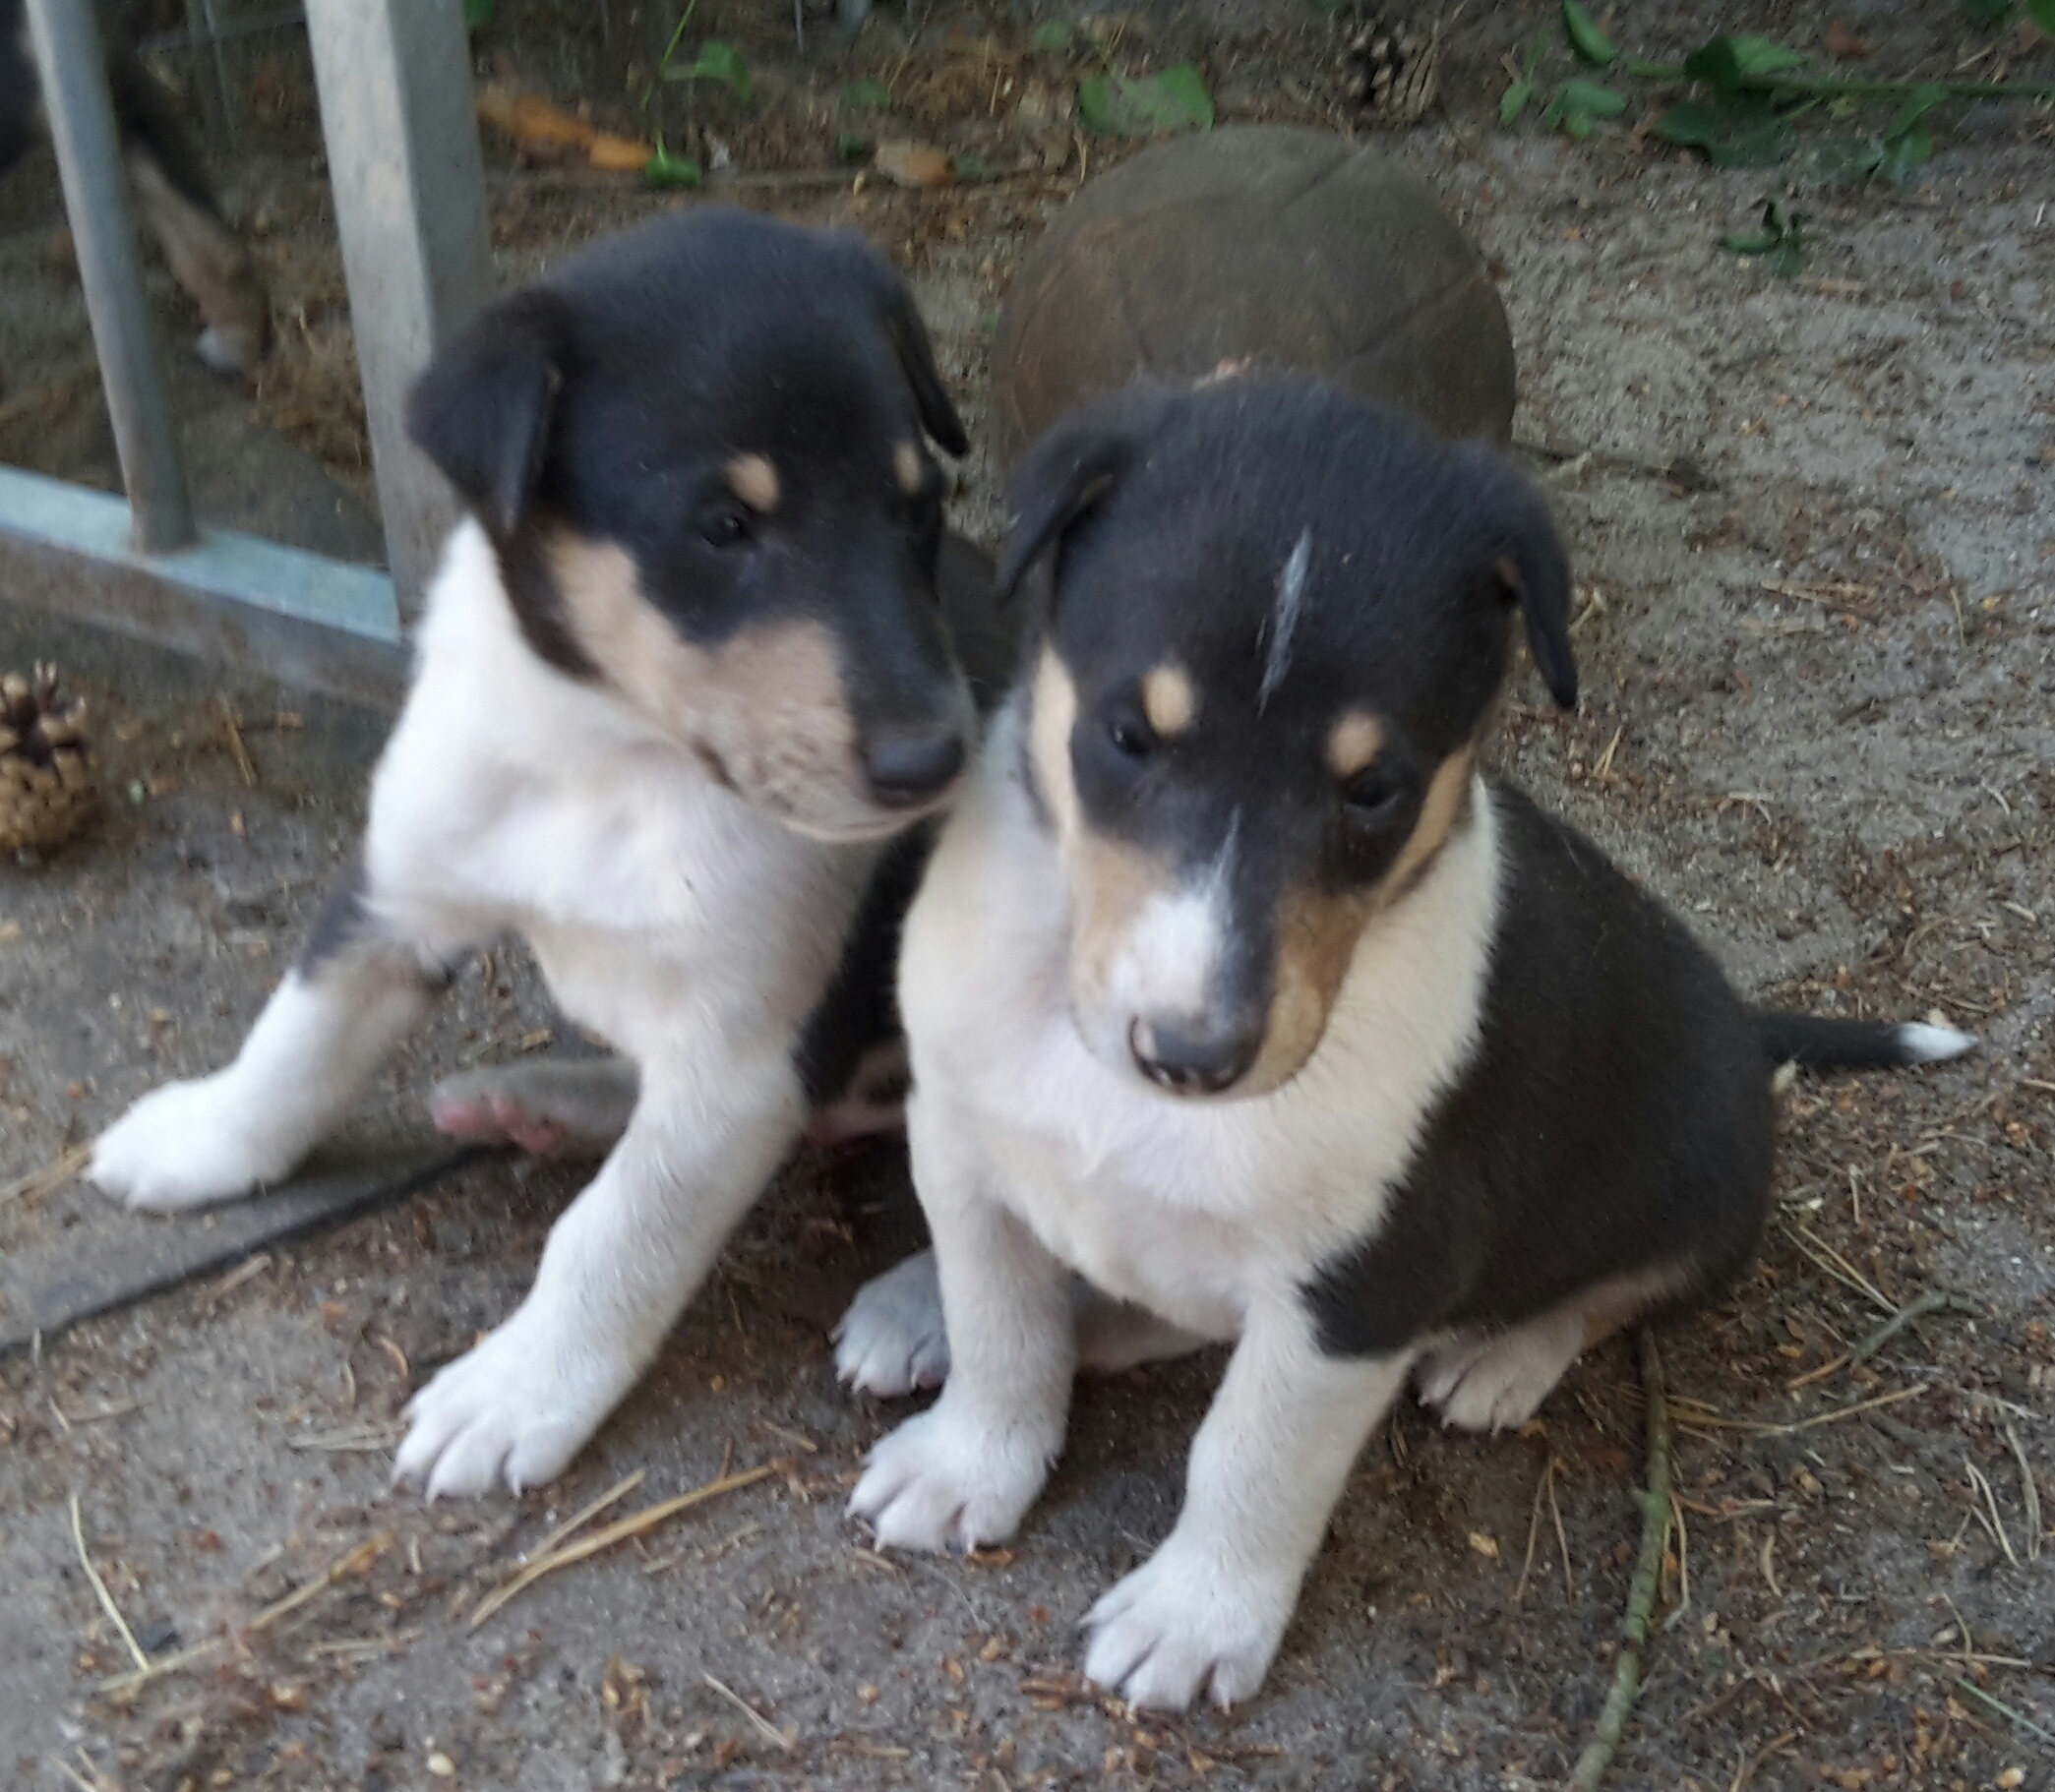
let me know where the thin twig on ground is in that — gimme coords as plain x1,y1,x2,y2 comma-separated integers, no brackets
1964,1455,2020,1567
96,1530,393,1695
1671,1382,1931,1438
1515,1454,1551,1604
216,697,257,788
2002,1423,2042,1562
1567,1330,1670,1792
1850,1289,1967,1366
1952,1676,2055,1747
1728,1729,1796,1792
469,1463,778,1629
1548,1453,1574,1601
70,1494,149,1672
702,1672,799,1753
2,1142,91,1207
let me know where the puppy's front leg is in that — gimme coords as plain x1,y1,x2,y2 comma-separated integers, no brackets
1084,1306,1415,1711
90,852,462,1211
393,1053,806,1498
848,1092,1073,1552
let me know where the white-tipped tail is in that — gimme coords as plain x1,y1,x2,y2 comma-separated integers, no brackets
1894,1022,1977,1065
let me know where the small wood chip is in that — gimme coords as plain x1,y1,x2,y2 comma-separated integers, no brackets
876,141,954,189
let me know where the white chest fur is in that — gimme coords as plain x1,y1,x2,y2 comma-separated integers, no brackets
899,699,1502,1337
361,524,874,1060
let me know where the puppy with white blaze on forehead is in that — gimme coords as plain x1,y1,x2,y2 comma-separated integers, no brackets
844,380,1974,1711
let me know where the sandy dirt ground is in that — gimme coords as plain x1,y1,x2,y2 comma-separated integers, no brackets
2,2,2053,1788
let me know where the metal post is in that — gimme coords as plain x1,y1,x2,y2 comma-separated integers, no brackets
303,0,490,620
25,0,198,555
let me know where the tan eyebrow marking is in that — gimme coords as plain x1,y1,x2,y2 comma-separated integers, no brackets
1327,710,1386,780
893,441,926,496
1141,664,1198,737
725,453,780,513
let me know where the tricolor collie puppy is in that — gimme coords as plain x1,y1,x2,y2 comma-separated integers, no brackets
846,381,1973,1710
91,208,983,1497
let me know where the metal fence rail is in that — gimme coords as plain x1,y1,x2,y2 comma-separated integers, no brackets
3,0,489,707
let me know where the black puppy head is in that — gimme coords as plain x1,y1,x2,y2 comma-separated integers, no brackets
406,207,974,842
999,379,1575,1100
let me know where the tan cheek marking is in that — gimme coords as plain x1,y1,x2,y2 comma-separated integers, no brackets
1244,746,1477,1095
1029,648,1082,845
1141,665,1198,738
1385,748,1475,895
893,441,926,496
548,531,858,796
1251,882,1376,1094
1327,709,1386,781
726,452,780,513
549,533,703,727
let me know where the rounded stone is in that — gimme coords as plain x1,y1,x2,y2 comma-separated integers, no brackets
993,125,1517,465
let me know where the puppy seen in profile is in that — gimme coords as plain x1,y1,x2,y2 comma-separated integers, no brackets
844,380,1974,1710
91,207,986,1498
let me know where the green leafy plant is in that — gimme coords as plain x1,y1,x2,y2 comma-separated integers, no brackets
1561,0,1616,68
1962,0,2055,26
1542,77,1626,139
1077,64,1213,136
644,147,705,188
1721,199,1807,275
463,0,496,31
1501,38,1544,123
842,79,892,110
1650,96,1792,167
666,39,753,105
835,132,872,163
1033,20,1077,53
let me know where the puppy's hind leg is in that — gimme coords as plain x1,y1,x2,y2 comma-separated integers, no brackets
1419,1266,1685,1435
91,850,465,1212
833,1249,1201,1399
431,1056,638,1159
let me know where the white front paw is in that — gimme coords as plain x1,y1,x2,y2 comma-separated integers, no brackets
833,1250,950,1398
1083,1534,1297,1711
848,1401,1052,1552
90,1074,303,1211
393,1304,637,1499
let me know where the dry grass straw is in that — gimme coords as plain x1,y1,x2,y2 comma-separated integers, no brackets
468,1462,778,1629
2,1142,91,1208
70,1493,148,1672
2002,1423,2042,1562
97,1530,393,1695
216,697,257,788
1668,1380,1930,1438
702,1672,799,1753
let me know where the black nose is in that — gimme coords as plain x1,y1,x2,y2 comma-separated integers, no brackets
864,725,966,806
1129,1015,1261,1097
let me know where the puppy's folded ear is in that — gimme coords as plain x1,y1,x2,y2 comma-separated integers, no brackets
405,289,571,539
872,269,969,457
995,388,1173,600
1450,444,1578,711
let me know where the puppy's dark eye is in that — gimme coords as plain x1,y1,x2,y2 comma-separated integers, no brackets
1343,765,1404,821
1109,718,1154,761
697,504,754,550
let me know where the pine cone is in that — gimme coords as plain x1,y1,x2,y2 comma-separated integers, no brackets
1345,10,1448,127
0,666,99,857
